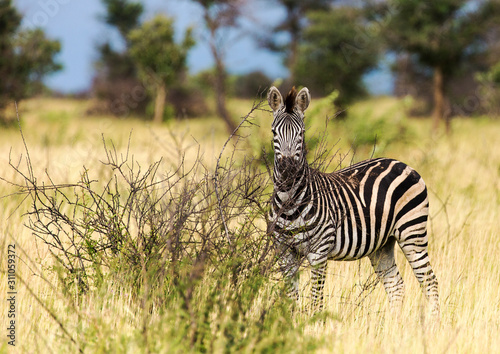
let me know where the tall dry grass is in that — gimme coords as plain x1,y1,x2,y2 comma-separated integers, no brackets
0,96,499,352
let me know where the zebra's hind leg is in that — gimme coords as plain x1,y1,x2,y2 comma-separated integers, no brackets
369,237,405,311
398,231,440,318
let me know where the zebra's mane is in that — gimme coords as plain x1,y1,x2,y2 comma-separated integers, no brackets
284,87,297,113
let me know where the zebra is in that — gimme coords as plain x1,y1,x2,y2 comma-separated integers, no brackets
267,86,440,316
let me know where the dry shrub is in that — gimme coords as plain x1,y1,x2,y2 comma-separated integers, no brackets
3,101,319,352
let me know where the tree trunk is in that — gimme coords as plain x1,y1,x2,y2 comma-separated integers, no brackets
213,56,236,134
205,14,237,135
432,66,444,134
154,82,166,124
288,29,299,84
444,97,451,135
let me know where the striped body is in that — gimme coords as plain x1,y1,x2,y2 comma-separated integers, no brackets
272,158,429,262
267,86,439,316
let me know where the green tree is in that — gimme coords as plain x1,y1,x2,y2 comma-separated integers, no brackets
15,29,63,95
128,15,194,123
101,0,143,40
476,60,500,116
294,7,381,107
371,0,500,134
261,0,332,83
92,0,143,116
0,0,61,119
0,0,22,112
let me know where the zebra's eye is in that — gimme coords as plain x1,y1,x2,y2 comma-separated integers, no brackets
271,129,276,135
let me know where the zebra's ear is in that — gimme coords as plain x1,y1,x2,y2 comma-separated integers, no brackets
295,87,310,113
267,86,283,113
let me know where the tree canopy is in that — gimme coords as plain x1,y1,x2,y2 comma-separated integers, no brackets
128,15,194,123
91,0,144,117
294,6,381,107
370,0,500,132
261,0,332,83
101,0,144,40
15,29,63,95
0,0,61,119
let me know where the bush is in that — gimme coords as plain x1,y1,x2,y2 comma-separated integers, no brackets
343,102,409,153
89,78,209,120
167,84,209,118
232,71,273,98
6,102,318,352
88,76,149,117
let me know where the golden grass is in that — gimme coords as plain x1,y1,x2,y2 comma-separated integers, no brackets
1,96,499,352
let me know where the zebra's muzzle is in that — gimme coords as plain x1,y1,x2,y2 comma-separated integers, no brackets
276,157,303,187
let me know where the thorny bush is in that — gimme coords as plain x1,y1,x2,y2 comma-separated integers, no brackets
5,100,276,292
3,100,322,352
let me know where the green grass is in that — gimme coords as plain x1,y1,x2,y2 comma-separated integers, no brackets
1,95,500,352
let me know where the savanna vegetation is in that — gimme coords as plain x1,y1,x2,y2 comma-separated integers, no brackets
0,94,499,352
1,0,500,352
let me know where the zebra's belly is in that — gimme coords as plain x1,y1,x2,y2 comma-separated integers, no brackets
277,213,396,262
273,216,387,260
325,208,396,261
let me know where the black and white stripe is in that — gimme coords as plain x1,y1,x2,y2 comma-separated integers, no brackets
267,86,439,316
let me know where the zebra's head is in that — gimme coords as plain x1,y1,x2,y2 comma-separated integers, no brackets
268,86,310,166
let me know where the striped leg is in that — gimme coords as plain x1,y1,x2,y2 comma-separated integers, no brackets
398,232,440,317
279,246,300,301
310,260,327,311
369,237,405,310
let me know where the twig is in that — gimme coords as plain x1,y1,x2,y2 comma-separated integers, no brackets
213,98,266,246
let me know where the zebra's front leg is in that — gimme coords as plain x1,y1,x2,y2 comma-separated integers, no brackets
279,246,300,301
309,257,328,311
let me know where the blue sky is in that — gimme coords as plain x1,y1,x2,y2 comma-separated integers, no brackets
13,0,393,94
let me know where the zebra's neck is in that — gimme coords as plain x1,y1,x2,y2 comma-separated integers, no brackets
273,156,309,200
